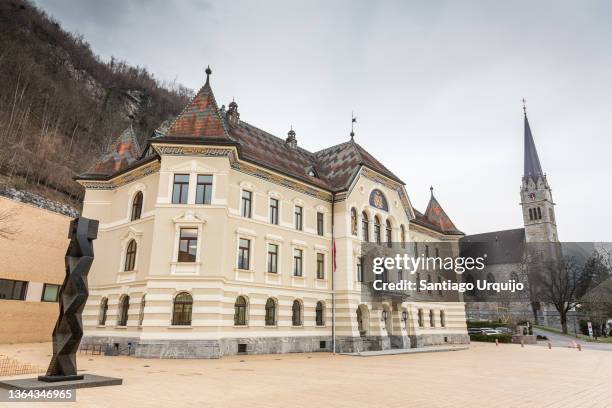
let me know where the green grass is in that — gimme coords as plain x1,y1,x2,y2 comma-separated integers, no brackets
534,325,612,343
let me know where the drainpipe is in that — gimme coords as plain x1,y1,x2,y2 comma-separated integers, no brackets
331,192,336,354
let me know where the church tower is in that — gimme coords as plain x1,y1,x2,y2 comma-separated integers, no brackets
520,105,558,242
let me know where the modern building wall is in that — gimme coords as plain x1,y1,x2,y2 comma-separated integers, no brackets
0,196,71,344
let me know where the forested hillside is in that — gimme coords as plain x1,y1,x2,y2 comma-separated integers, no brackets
0,0,191,208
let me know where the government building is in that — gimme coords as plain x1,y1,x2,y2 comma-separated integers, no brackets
77,68,469,358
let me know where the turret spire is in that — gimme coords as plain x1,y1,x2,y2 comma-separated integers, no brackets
523,101,543,180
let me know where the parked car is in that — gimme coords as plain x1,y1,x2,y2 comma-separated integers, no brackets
481,329,502,336
495,327,513,334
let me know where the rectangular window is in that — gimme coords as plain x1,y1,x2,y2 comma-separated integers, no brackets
269,198,279,225
316,253,325,279
414,242,418,256
435,247,440,258
0,279,28,300
425,245,430,258
398,269,403,282
357,257,363,282
178,228,198,262
293,248,303,276
317,212,324,236
418,309,424,328
430,309,435,327
172,174,190,204
294,206,303,230
41,283,60,302
241,191,252,218
195,175,213,204
238,238,251,270
267,243,278,273
416,272,421,292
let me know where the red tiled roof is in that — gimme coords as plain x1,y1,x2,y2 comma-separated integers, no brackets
161,79,231,141
87,125,141,176
416,193,463,235
79,76,461,236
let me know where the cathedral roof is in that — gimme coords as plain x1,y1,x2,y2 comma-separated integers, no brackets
460,228,526,264
85,125,142,176
524,113,543,180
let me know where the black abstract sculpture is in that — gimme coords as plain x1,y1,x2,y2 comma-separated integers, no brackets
39,217,99,382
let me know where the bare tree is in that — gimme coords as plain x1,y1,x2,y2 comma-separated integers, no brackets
532,257,586,334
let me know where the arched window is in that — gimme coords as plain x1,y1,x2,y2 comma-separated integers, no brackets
356,305,368,335
361,212,369,242
429,309,435,327
385,219,392,248
316,301,325,326
440,310,446,327
418,308,424,327
292,300,302,326
265,298,276,326
124,239,137,271
350,208,358,236
172,292,193,326
139,294,146,326
537,207,542,220
463,273,476,296
528,208,533,220
510,272,520,283
98,297,108,325
486,273,496,296
131,191,143,221
357,307,364,332
234,296,248,326
374,216,381,245
117,295,130,326
400,225,406,249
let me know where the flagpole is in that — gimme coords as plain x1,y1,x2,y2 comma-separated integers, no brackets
331,192,336,354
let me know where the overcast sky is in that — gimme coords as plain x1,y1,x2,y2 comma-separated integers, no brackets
34,0,612,241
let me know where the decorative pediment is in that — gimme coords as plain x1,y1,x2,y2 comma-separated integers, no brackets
120,226,143,241
172,211,206,225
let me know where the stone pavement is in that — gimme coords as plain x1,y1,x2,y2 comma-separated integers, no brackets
0,341,610,408
341,344,469,356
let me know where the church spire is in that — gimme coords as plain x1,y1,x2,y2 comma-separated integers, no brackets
523,100,543,180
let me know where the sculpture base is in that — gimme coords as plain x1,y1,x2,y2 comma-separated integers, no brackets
0,374,122,391
38,374,84,382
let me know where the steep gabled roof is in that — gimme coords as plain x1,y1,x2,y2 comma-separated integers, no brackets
524,113,543,180
313,140,403,190
421,189,462,234
226,121,330,190
158,73,232,143
86,125,142,176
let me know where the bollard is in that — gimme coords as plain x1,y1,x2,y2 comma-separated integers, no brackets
577,344,582,351
495,339,499,346
548,342,552,349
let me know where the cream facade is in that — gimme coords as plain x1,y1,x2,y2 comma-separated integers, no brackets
78,73,468,358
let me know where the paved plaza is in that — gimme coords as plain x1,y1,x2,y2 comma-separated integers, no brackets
0,341,611,408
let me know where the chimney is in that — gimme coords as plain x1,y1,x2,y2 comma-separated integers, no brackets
227,99,240,125
286,127,297,149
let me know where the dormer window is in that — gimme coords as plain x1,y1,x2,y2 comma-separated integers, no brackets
306,166,318,178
